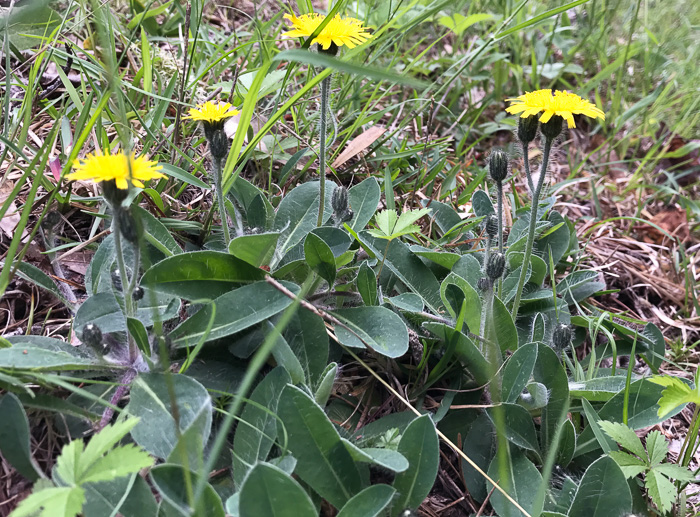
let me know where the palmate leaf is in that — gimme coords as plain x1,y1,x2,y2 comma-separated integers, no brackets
648,374,700,418
599,421,646,459
645,469,677,514
80,444,154,484
607,451,647,478
10,486,85,517
55,418,153,487
367,208,430,240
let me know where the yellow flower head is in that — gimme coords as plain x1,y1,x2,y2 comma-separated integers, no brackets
185,101,239,124
505,89,605,128
68,151,165,190
283,13,371,50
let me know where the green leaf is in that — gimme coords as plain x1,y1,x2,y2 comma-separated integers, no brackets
645,430,668,466
15,262,73,308
283,310,329,387
648,375,699,418
274,49,429,88
580,399,616,454
80,444,153,484
599,421,646,459
471,190,494,217
440,273,481,332
276,385,362,509
368,208,430,240
336,485,396,517
607,451,647,478
348,177,381,232
502,343,538,403
391,415,439,516
645,469,677,514
141,251,264,301
487,450,543,517
239,463,317,517
342,445,409,473
83,474,158,517
356,262,377,306
557,270,606,304
486,404,541,459
314,362,337,407
0,347,99,371
493,295,518,351
569,376,629,402
438,12,494,35
132,206,182,257
653,463,697,481
10,486,85,517
229,232,280,268
273,181,336,256
233,367,291,488
568,456,632,517
150,464,225,517
79,418,142,472
304,232,336,286
74,292,126,336
127,374,212,459
0,393,41,480
357,232,443,314
331,306,409,358
168,281,299,348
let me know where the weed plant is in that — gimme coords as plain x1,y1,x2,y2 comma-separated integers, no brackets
0,1,698,516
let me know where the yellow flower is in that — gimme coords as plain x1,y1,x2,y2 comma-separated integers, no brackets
185,101,239,124
505,89,605,128
283,13,371,50
68,151,165,190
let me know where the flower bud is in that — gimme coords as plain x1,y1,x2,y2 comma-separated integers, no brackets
111,269,123,292
209,129,229,161
332,186,349,213
81,323,103,350
552,323,572,350
517,116,539,144
133,286,144,301
318,42,339,57
101,179,129,207
477,277,491,292
41,210,62,231
116,206,141,244
488,149,509,183
485,215,498,238
541,116,563,141
486,252,505,280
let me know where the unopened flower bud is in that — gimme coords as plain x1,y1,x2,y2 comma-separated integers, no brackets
318,42,339,57
102,179,129,207
541,116,563,141
209,129,229,161
133,286,144,301
477,277,491,292
485,215,498,238
41,210,62,230
116,206,141,244
486,252,505,280
517,116,539,144
552,323,572,350
488,149,509,183
82,323,103,350
111,269,122,292
332,186,349,214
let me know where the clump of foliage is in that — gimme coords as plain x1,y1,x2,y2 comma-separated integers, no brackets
0,1,697,516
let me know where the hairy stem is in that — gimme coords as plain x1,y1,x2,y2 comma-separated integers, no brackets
522,141,534,193
112,209,138,363
214,157,231,247
511,138,552,321
317,75,331,227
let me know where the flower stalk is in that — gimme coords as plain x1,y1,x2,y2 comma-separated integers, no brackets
317,75,331,227
510,136,553,321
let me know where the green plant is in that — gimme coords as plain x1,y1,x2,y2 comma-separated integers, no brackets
601,420,696,514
